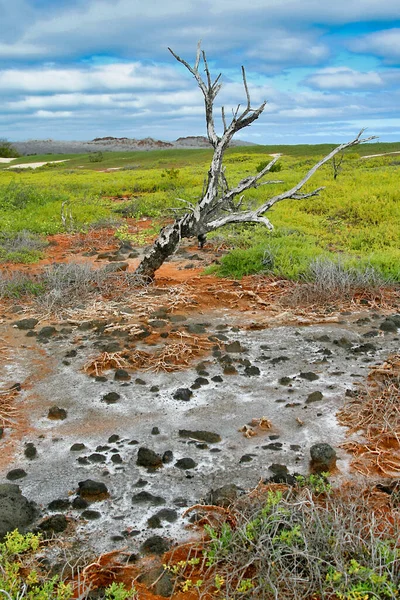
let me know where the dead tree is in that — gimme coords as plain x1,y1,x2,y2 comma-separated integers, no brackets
135,44,376,281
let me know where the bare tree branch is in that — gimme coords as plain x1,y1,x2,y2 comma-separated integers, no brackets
135,45,378,281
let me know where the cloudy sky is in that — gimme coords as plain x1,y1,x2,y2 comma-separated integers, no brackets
1,0,399,143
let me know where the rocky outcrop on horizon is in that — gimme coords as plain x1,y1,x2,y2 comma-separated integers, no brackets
12,135,257,155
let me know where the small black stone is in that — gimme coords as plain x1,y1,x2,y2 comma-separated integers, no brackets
24,443,37,459
306,391,324,403
132,491,165,506
48,499,70,511
70,443,86,451
175,457,197,470
6,468,27,481
154,508,178,523
81,510,101,520
262,443,283,451
108,434,120,443
38,326,57,338
111,454,123,464
151,427,160,435
134,478,148,487
150,386,159,393
191,377,209,389
239,454,254,463
244,365,260,376
225,341,244,353
140,535,170,556
380,319,398,333
147,515,162,528
78,479,108,500
299,372,319,381
102,392,120,404
14,318,38,330
173,388,193,401
352,343,376,354
72,496,88,509
88,453,106,463
271,356,289,365
114,369,131,381
211,375,223,382
38,513,68,533
162,450,173,464
137,447,163,468
179,430,221,444
47,406,67,420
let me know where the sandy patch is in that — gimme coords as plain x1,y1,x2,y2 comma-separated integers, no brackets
361,151,400,159
0,157,18,163
6,159,69,170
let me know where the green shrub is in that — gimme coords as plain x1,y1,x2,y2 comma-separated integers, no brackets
0,139,20,159
88,151,104,163
200,487,400,599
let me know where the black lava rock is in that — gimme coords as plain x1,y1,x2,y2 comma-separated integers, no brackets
132,491,166,506
173,388,193,401
102,392,121,404
137,447,163,469
140,535,171,556
24,443,37,459
0,484,37,540
78,480,109,501
179,430,221,444
175,458,197,470
47,406,67,420
310,443,337,473
6,468,27,481
48,499,70,511
15,318,38,330
114,369,131,381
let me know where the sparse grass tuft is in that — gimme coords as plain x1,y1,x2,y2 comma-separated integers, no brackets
286,257,389,305
0,230,47,263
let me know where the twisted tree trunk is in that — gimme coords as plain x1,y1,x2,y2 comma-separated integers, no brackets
135,44,376,281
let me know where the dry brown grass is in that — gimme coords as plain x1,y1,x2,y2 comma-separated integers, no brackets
0,386,20,427
84,331,220,376
338,354,400,476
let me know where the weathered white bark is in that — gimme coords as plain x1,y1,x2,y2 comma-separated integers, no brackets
135,44,376,280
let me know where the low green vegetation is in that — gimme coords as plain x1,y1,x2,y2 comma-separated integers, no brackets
0,139,20,159
0,530,137,599
0,142,399,280
199,486,400,599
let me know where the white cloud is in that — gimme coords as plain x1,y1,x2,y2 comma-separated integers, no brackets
0,63,186,94
35,110,73,118
351,28,400,63
305,67,384,90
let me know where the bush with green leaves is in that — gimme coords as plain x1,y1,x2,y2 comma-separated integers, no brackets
0,139,20,159
200,485,400,599
0,530,137,600
0,530,73,600
88,151,104,163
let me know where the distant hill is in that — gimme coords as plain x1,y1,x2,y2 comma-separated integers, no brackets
12,136,257,156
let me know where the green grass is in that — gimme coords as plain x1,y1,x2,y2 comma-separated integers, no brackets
0,143,399,280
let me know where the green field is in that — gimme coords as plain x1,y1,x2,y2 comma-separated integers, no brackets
0,143,399,281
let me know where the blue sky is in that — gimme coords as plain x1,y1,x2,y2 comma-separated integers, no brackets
0,0,399,143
